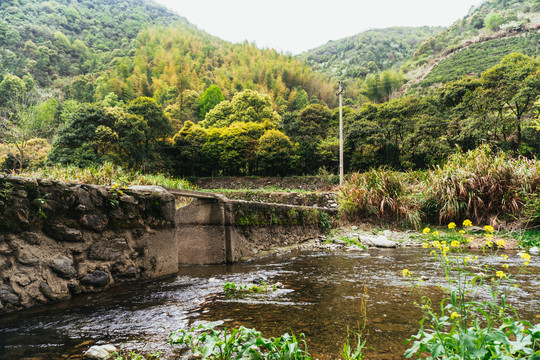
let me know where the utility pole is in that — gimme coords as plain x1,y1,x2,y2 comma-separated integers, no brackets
337,81,344,186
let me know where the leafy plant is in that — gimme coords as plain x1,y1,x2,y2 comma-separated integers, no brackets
110,351,161,360
35,193,49,219
222,281,278,296
404,221,539,359
169,323,313,360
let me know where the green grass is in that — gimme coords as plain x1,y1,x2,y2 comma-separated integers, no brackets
514,229,540,249
18,162,193,189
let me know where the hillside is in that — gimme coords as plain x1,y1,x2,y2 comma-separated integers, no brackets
0,0,183,87
299,27,443,82
406,0,540,87
0,0,336,109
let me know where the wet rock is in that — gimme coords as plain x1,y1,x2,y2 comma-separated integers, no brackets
359,235,397,248
79,214,108,232
0,285,20,305
44,223,83,242
51,256,76,279
39,282,69,302
83,344,118,359
530,246,539,255
112,264,138,280
81,270,110,287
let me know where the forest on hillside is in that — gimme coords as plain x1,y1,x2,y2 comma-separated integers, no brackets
0,0,539,181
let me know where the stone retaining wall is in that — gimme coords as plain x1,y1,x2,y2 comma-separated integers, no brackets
0,176,177,313
207,190,339,209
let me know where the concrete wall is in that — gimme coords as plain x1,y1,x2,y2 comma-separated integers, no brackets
0,176,177,313
175,197,333,265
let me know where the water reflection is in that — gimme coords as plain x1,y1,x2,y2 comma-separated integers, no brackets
0,248,538,359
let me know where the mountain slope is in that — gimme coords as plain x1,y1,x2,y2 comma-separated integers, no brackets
0,0,183,86
299,26,443,81
406,0,540,87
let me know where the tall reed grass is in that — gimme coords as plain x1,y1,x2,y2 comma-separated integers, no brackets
20,162,193,189
340,145,540,228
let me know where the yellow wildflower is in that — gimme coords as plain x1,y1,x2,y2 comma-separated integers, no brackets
520,253,531,262
496,239,506,247
484,225,495,233
463,219,472,227
422,243,430,248
485,233,494,239
496,271,506,279
450,312,460,319
500,254,508,260
118,190,124,195
433,231,440,237
448,222,456,229
486,240,493,247
459,230,465,235
451,240,460,248
502,264,509,269
402,269,410,277
423,227,431,234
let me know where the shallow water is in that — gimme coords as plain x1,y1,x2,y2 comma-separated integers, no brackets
0,247,538,359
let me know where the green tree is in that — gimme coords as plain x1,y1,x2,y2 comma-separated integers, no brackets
198,85,225,119
478,53,540,148
0,74,26,107
256,129,293,175
484,11,505,31
202,90,280,128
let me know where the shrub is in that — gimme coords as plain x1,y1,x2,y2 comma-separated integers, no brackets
339,168,421,227
423,144,540,226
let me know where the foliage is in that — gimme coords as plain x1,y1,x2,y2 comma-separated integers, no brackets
96,25,336,108
424,144,540,225
422,33,540,86
256,129,294,176
339,145,540,228
0,0,181,88
404,224,539,359
222,281,277,296
202,90,281,128
300,26,443,82
339,169,421,227
19,162,192,189
361,69,404,103
110,351,162,360
169,323,313,360
199,85,225,119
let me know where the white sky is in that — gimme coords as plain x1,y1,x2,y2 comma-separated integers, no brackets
154,0,485,55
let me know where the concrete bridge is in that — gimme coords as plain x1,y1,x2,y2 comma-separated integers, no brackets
165,188,336,265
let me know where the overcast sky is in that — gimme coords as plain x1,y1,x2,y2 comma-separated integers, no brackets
154,0,485,55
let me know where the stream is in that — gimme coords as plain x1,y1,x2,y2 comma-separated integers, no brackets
0,247,538,359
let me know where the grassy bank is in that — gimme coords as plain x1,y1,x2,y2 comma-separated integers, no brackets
340,144,540,229
17,162,193,189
